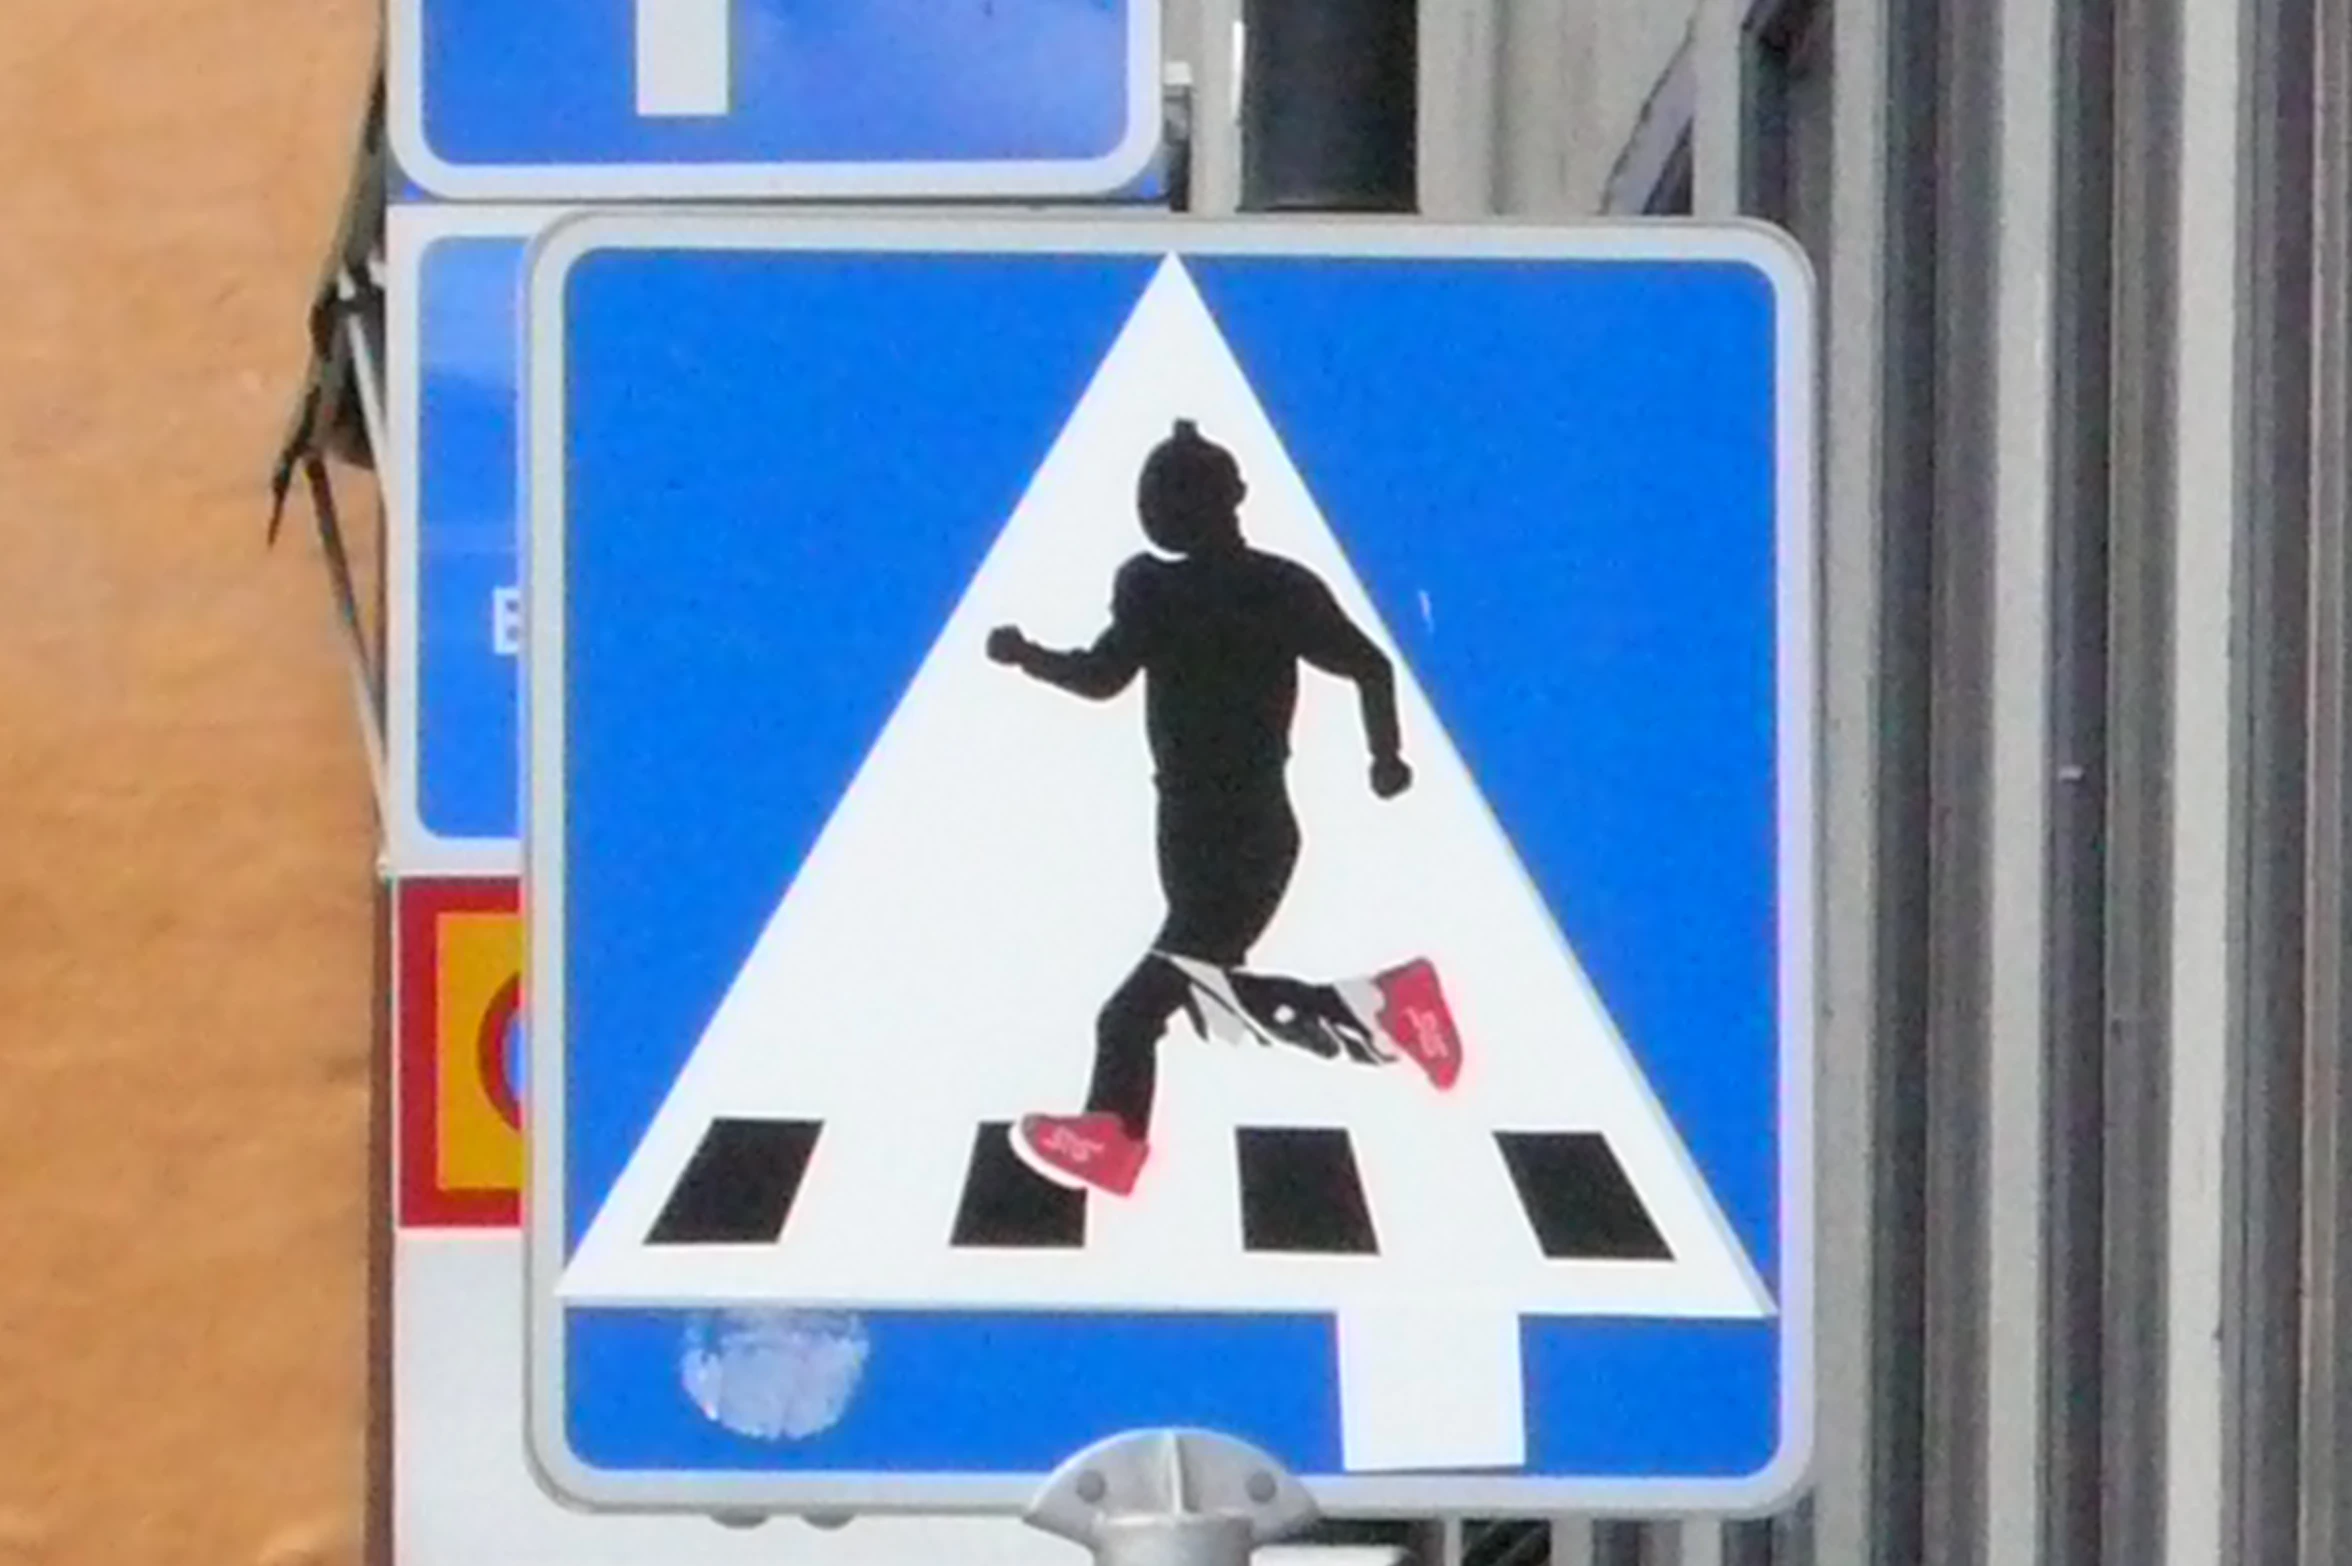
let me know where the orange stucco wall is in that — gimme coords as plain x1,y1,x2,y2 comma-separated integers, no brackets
0,4,382,1562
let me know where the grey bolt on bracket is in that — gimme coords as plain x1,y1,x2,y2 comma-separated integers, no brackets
1025,1429,1321,1566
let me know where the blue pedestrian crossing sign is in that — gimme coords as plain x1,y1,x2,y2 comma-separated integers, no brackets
522,214,1817,1516
388,0,1162,201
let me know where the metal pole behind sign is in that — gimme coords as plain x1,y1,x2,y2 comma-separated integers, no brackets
1226,8,1415,1550
1238,0,1416,211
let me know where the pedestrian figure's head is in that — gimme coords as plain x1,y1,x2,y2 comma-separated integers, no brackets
1137,419,1246,555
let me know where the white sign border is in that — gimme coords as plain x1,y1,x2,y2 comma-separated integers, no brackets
386,0,1164,202
521,210,1820,1521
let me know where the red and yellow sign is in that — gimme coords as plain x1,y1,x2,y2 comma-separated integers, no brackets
398,877,524,1228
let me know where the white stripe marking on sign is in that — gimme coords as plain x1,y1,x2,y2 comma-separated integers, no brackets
636,0,733,118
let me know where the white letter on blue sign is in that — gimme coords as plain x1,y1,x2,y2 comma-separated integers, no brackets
493,587,523,656
636,0,733,117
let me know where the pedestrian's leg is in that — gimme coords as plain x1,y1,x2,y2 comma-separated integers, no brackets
1221,970,1388,1064
1082,956,1193,1141
1069,787,1302,1149
1157,793,1415,1070
1158,787,1300,965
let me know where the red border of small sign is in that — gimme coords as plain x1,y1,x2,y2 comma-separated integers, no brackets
396,876,524,1229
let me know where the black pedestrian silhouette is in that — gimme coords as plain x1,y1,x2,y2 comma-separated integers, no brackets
987,419,1414,1182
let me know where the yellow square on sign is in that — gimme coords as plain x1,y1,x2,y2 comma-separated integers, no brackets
436,909,524,1194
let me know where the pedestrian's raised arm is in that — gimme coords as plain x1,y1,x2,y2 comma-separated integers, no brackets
1293,573,1409,793
984,561,1151,699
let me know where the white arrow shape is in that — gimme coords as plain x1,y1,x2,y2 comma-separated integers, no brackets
636,0,733,118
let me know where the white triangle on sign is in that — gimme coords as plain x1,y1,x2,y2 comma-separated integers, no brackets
556,257,1773,1473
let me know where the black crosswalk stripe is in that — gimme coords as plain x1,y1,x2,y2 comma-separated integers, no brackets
645,1118,823,1245
951,1121,1088,1249
1492,1131,1673,1260
1235,1127,1381,1254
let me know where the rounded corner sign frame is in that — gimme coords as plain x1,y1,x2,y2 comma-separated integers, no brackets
519,212,1820,1522
386,0,1165,202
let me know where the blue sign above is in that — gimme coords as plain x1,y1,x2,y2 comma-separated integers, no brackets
388,210,548,873
388,0,1161,200
522,214,1817,1517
